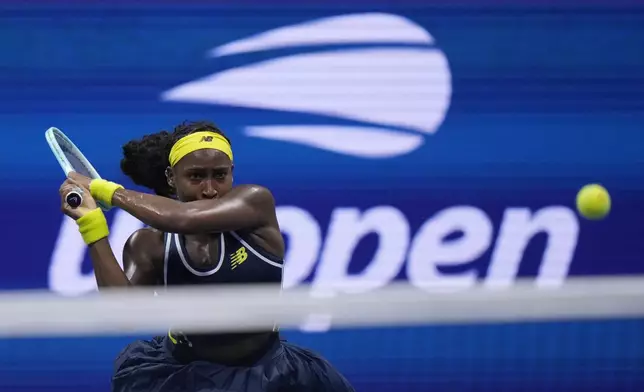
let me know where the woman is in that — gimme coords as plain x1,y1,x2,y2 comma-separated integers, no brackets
59,121,354,392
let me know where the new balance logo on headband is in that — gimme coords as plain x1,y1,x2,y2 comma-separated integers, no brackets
161,13,452,159
201,136,214,142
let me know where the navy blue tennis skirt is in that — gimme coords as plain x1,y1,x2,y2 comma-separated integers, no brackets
111,335,355,392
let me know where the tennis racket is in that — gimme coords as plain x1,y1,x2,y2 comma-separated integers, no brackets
45,127,109,210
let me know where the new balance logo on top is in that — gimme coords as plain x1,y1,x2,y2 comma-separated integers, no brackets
231,246,248,270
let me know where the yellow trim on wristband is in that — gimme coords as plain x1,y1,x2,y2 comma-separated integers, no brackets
90,179,124,208
77,208,109,245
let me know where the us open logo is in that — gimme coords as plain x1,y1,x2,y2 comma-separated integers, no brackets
161,13,452,159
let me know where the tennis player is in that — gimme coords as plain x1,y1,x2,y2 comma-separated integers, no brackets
58,121,355,392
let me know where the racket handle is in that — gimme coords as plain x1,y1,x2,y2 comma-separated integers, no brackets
66,191,83,209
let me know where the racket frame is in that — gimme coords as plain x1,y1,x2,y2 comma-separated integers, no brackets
45,127,109,211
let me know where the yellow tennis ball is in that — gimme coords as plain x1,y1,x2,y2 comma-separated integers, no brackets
576,184,611,220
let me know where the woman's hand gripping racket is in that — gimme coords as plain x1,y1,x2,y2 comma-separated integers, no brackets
45,127,109,211
58,178,99,220
66,187,83,209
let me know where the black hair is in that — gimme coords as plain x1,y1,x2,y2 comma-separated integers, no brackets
120,120,231,197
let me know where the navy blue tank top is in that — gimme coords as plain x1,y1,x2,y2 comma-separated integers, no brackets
163,231,283,287
162,231,283,348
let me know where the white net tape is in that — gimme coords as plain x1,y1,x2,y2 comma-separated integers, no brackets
1,275,643,338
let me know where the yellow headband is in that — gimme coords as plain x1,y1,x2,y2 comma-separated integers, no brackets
168,131,233,167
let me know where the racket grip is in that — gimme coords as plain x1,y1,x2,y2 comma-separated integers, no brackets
66,191,83,209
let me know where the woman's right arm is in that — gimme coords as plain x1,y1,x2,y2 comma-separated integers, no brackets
88,238,130,288
121,228,164,286
60,179,164,289
89,228,164,289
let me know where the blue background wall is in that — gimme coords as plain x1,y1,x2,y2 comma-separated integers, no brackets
0,0,642,390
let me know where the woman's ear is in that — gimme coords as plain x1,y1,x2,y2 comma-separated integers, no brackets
165,167,175,190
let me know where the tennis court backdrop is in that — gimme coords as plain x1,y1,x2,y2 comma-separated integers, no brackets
0,0,643,390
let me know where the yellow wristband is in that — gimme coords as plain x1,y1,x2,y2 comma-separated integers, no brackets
90,179,124,208
77,208,109,245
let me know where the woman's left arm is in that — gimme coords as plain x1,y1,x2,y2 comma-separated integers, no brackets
110,184,276,234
